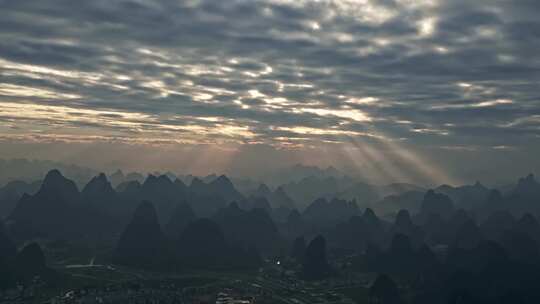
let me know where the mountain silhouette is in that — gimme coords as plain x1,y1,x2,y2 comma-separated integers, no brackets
369,274,402,304
454,220,484,250
420,190,455,221
303,197,359,225
9,170,81,239
81,173,116,211
177,218,229,269
302,235,332,280
113,201,167,269
209,175,244,202
0,224,17,291
213,203,281,253
291,236,306,261
0,180,40,217
515,213,540,242
0,221,16,264
40,169,80,202
14,242,59,285
436,182,489,209
480,210,515,240
164,202,196,239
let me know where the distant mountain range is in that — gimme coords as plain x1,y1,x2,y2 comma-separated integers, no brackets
2,167,540,288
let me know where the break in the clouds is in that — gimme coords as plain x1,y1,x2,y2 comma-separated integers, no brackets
1,0,540,184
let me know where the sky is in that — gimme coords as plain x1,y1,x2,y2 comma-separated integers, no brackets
1,0,540,185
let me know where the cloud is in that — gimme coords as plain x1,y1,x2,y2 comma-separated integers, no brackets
1,0,540,183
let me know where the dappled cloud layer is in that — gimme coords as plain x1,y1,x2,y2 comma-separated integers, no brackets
1,0,540,183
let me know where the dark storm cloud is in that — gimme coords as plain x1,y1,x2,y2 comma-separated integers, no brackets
1,0,540,152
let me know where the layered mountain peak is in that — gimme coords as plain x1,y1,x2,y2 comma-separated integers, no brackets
114,201,166,268
520,173,537,184
207,175,243,202
16,242,46,272
363,208,376,218
157,174,173,183
82,173,114,196
487,189,503,202
132,200,161,224
302,235,331,280
173,178,187,189
41,169,79,197
256,183,272,196
111,169,125,179
363,208,381,227
515,173,540,195
211,175,233,188
473,181,484,188
178,218,228,267
117,180,141,193
272,186,296,209
395,209,413,229
165,202,196,239
0,221,17,262
420,189,454,219
216,201,244,218
287,209,302,223
142,174,158,186
43,169,63,184
142,174,175,193
189,177,206,190
37,170,79,203
518,213,539,228
454,219,483,249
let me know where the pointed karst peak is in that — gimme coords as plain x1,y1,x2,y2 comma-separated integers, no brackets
117,180,141,193
165,202,196,238
143,174,158,185
519,213,539,227
177,218,228,266
223,201,243,216
174,178,186,188
190,177,205,187
363,208,376,218
287,209,302,222
363,208,380,226
157,174,172,183
40,169,79,198
131,201,161,225
454,219,483,249
114,201,166,268
395,209,412,228
45,168,62,178
84,173,111,190
111,169,124,177
142,175,174,191
390,233,413,255
369,274,401,304
0,221,17,261
211,175,233,187
518,173,537,186
486,189,504,205
42,169,66,186
257,183,271,195
421,189,454,218
302,235,331,280
291,236,306,260
97,172,108,181
16,242,46,273
275,186,287,194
